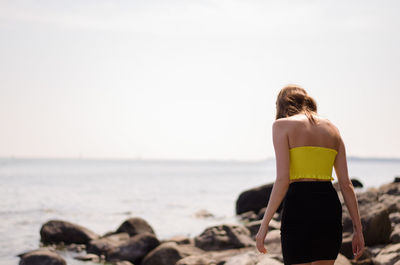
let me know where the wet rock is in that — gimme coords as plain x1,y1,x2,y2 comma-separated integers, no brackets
107,232,160,264
116,217,156,237
87,232,130,257
18,248,66,265
194,224,255,251
40,220,99,245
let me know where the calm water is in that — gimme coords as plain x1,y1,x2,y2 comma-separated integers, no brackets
0,157,399,265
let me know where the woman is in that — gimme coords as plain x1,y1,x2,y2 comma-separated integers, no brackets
255,85,365,265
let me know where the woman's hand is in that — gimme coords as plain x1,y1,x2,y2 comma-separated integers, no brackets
352,229,365,260
255,225,268,254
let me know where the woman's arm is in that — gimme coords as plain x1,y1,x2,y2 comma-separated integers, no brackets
334,134,363,232
259,119,290,228
333,129,365,259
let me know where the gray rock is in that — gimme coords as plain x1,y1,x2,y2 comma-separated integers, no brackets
40,220,99,245
107,232,160,264
18,249,66,265
87,232,130,257
116,217,155,237
372,243,400,265
194,224,255,251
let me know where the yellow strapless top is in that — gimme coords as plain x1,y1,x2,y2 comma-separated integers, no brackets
289,146,338,181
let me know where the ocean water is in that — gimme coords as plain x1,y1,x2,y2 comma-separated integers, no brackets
0,157,399,265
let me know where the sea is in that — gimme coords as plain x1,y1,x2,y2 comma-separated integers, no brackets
1,156,399,265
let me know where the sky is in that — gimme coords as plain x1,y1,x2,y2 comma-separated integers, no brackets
0,0,399,160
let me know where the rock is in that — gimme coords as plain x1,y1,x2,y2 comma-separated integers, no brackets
364,244,386,257
18,249,66,265
333,253,352,265
372,243,400,265
239,211,259,223
177,247,255,265
176,254,218,265
245,219,281,238
87,232,130,257
116,217,155,237
107,232,160,264
113,262,134,265
194,209,215,218
224,251,258,265
390,212,400,225
378,194,400,214
66,243,85,252
161,235,192,245
194,224,255,251
236,183,284,215
378,182,400,196
40,220,99,245
256,254,284,265
360,203,392,246
351,178,364,188
74,253,100,262
264,230,282,255
390,224,400,243
339,232,353,259
141,241,203,265
342,203,392,246
356,190,379,206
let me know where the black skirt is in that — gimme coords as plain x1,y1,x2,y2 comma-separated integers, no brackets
280,181,343,264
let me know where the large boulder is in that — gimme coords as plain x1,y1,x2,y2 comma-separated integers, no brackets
342,201,392,246
18,248,66,265
236,183,283,215
40,220,99,245
141,241,203,265
194,224,255,251
107,232,160,264
87,232,130,257
116,217,155,237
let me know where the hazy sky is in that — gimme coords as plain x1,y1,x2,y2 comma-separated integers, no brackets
1,0,399,160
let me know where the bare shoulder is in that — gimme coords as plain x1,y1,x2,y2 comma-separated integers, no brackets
272,117,296,132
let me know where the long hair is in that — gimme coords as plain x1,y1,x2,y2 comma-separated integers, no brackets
275,84,318,125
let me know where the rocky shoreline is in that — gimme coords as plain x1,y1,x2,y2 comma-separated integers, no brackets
18,177,400,265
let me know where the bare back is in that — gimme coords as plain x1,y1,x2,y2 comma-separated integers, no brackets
285,113,340,151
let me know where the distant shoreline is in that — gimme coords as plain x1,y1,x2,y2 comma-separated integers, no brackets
0,156,400,163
